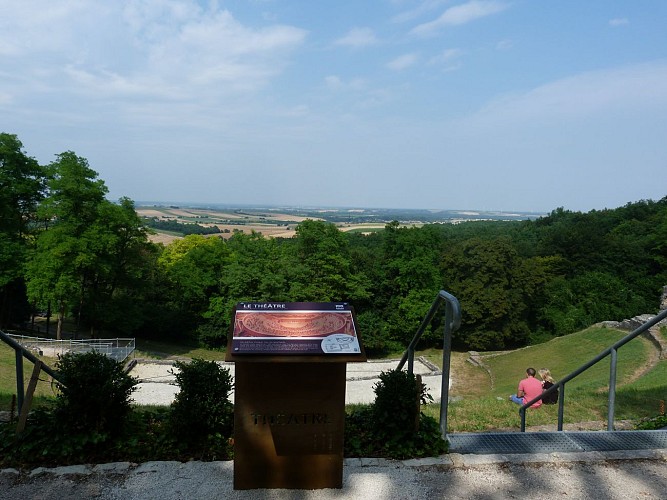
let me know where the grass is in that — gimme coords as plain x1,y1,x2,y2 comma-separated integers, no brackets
0,343,59,411
440,326,665,431
3,325,665,432
133,338,227,361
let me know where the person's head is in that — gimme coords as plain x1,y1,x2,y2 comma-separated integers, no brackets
526,367,536,377
538,368,555,383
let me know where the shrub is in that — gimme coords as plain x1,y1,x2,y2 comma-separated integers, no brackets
373,369,426,438
54,350,137,437
345,369,447,459
0,351,137,467
169,358,234,458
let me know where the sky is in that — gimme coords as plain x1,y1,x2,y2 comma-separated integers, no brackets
1,1,666,213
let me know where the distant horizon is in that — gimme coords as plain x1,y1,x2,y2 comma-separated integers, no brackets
131,197,667,217
133,199,549,215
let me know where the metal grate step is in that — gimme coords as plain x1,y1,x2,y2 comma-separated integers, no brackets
447,430,667,455
569,430,667,452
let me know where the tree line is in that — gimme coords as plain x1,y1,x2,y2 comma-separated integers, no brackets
2,132,666,353
142,217,225,235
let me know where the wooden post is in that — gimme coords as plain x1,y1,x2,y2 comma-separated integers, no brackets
414,374,422,432
16,360,42,434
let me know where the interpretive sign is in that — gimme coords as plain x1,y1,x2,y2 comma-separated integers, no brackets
230,302,362,356
226,302,366,490
232,362,346,489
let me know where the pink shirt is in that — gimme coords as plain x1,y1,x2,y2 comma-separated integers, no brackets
519,377,543,408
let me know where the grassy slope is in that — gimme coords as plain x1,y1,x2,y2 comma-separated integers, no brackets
0,343,58,409
443,326,666,431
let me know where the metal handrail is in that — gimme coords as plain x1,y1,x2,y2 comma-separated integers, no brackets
0,329,62,417
396,290,461,438
519,308,667,432
1,330,137,417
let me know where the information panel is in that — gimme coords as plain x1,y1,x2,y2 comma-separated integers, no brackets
230,302,361,355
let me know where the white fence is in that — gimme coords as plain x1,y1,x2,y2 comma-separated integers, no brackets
7,334,135,363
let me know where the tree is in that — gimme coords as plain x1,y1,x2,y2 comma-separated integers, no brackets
25,152,152,338
77,197,154,335
0,133,47,326
379,223,444,346
201,232,289,345
442,237,539,350
287,220,370,302
157,234,230,344
26,152,107,338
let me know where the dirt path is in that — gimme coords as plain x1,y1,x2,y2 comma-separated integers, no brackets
595,336,661,394
622,335,663,386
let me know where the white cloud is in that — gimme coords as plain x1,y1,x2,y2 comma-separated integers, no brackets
470,61,667,126
325,75,367,91
609,18,629,27
496,39,513,50
391,0,450,24
325,75,343,89
0,0,307,104
430,48,464,63
334,27,379,48
411,0,509,36
131,7,307,90
387,53,419,71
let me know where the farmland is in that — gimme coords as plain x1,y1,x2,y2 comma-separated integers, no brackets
136,203,543,243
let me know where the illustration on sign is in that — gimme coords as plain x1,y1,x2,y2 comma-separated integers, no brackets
231,302,361,355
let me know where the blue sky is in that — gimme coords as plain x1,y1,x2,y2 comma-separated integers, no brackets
1,1,666,212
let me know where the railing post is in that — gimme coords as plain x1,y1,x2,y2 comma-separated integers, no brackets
15,350,24,416
558,383,565,431
440,300,454,438
520,407,526,432
608,348,618,431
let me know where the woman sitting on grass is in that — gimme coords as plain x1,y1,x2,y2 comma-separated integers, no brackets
538,368,559,405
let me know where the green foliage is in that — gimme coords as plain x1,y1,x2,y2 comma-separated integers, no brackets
5,132,667,356
0,351,137,467
288,219,371,302
25,152,153,337
0,406,194,468
442,237,529,349
169,358,234,458
373,369,427,434
355,310,402,356
635,414,667,430
0,133,47,327
345,370,447,459
54,351,137,436
143,217,222,235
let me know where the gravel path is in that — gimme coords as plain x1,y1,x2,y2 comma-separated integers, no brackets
2,451,666,499
130,358,448,406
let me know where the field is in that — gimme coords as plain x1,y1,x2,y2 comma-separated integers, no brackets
136,205,420,244
136,206,305,243
135,204,521,243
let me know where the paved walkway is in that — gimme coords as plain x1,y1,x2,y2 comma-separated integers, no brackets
2,449,666,499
